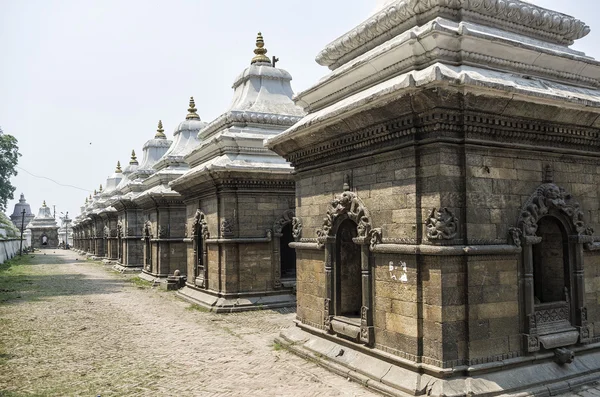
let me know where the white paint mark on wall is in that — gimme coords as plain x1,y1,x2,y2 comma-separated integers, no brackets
389,261,408,283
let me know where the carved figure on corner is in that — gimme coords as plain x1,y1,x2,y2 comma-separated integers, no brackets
426,208,458,241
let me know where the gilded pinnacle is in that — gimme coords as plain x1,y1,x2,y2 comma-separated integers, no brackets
130,150,138,165
116,161,122,173
155,120,166,139
94,189,97,195
42,200,47,207
99,184,103,192
251,32,271,65
186,97,200,120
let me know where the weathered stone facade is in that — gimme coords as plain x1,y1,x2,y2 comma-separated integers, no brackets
268,1,600,395
170,34,304,312
27,201,59,249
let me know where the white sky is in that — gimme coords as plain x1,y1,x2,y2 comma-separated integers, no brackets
1,0,598,220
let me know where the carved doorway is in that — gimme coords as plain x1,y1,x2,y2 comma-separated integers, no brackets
192,210,208,289
280,223,296,281
335,219,362,318
514,183,592,352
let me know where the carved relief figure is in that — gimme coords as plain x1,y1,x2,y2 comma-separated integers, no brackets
426,208,458,241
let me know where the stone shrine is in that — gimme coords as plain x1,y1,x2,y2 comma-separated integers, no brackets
27,201,59,249
170,33,305,311
134,98,206,281
268,0,600,395
10,193,34,231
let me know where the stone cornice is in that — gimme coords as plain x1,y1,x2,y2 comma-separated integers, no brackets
317,0,590,69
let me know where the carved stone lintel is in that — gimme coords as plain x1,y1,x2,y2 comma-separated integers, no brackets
317,191,372,242
426,208,458,241
274,209,295,236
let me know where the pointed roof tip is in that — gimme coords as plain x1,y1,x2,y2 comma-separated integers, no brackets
99,184,103,192
251,31,271,65
130,149,139,165
186,96,200,120
116,161,122,173
155,119,166,139
42,200,47,207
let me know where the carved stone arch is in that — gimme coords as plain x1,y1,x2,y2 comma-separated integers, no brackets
512,183,593,352
273,209,295,237
192,210,209,240
512,183,593,245
143,220,153,238
317,191,373,247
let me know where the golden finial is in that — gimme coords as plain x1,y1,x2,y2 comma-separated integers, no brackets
116,161,122,173
89,194,92,200
94,189,97,195
42,200,47,207
155,120,166,139
251,32,271,65
130,150,138,165
99,184,103,192
186,97,200,120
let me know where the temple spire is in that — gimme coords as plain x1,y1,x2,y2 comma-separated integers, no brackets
251,32,271,65
130,150,138,165
116,161,122,173
155,120,166,139
186,97,200,120
42,200,47,207
99,184,103,193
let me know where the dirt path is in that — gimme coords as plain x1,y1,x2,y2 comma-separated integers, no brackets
0,251,377,397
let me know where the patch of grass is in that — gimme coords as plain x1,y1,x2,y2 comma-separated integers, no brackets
273,341,282,351
129,276,152,289
186,303,210,313
0,255,35,303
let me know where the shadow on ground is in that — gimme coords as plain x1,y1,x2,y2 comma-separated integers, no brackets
0,252,129,304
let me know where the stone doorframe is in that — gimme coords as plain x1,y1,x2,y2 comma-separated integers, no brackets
510,183,594,352
271,209,295,289
317,190,376,346
117,220,123,262
191,210,209,289
143,220,153,271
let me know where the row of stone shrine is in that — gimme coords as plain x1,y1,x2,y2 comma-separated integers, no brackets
72,33,302,311
72,1,600,396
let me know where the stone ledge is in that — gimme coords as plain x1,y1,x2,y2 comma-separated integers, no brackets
177,286,296,313
278,326,600,397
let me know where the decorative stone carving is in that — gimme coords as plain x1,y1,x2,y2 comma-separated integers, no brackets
316,191,372,248
324,298,332,329
157,225,168,239
221,218,234,237
528,335,540,352
191,210,209,240
103,225,109,238
143,220,153,238
360,306,369,340
508,227,522,248
369,228,382,250
273,209,295,236
316,0,590,68
426,208,458,241
292,217,302,241
117,221,123,238
512,183,594,242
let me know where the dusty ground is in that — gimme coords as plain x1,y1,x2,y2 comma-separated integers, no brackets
0,250,378,397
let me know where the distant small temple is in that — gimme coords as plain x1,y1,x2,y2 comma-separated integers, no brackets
27,201,59,249
10,193,35,231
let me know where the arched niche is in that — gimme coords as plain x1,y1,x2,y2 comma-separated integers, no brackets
317,190,375,346
511,183,594,352
143,220,153,272
192,210,209,289
272,209,296,289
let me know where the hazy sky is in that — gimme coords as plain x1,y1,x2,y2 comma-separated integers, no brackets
1,0,598,220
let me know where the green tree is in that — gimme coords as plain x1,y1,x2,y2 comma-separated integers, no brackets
0,127,21,212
